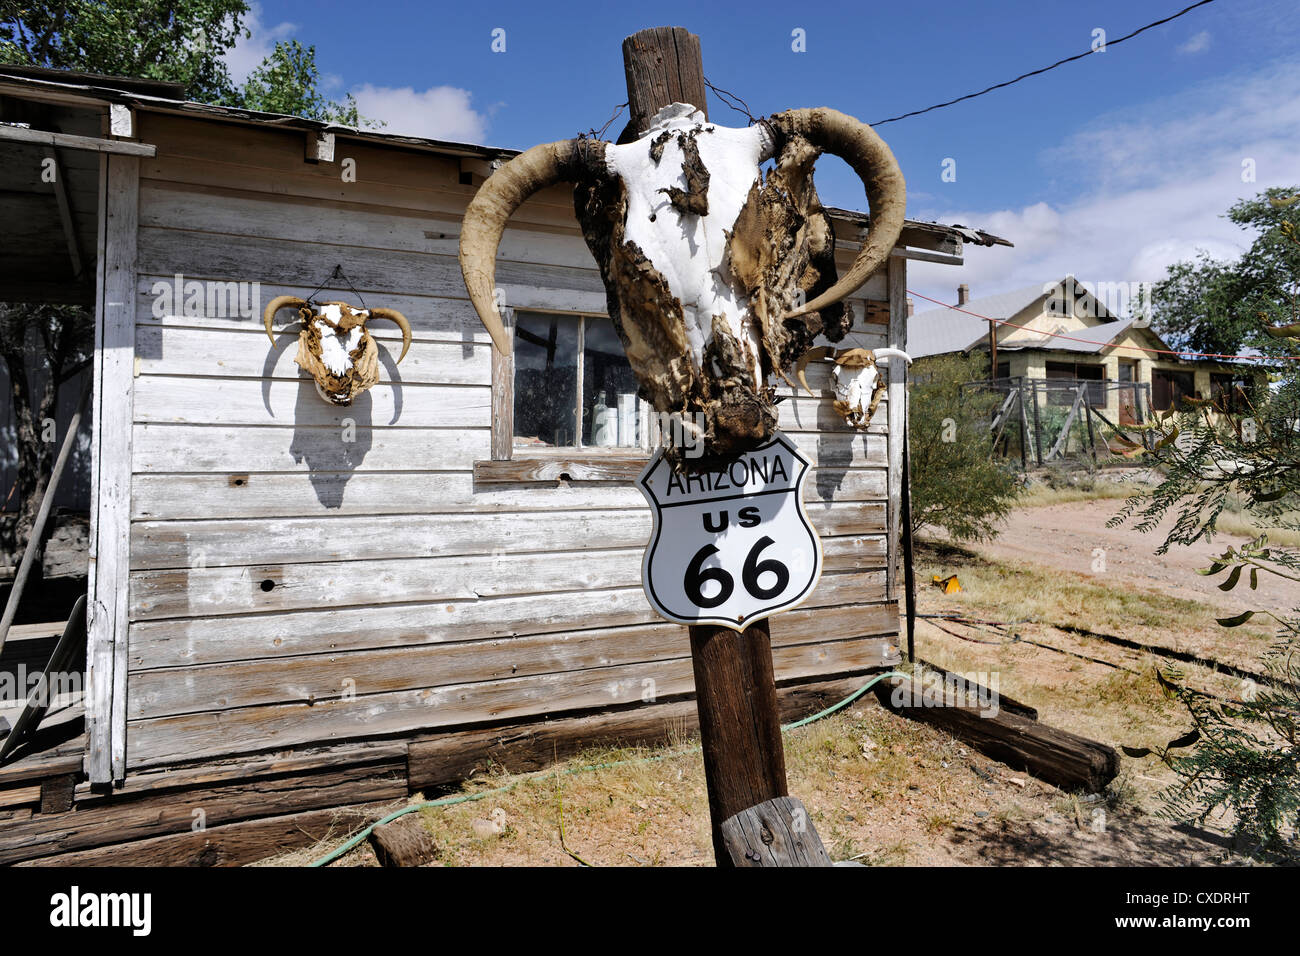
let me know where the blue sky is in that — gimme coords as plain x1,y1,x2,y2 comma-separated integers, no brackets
227,0,1300,309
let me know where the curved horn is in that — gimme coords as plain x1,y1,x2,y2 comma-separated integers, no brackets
870,347,913,366
768,108,906,320
795,345,834,395
458,139,607,353
365,307,412,363
263,296,309,346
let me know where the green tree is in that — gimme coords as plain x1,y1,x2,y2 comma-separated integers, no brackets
908,353,1022,542
1114,199,1300,854
1151,187,1300,359
0,0,250,102
241,39,376,127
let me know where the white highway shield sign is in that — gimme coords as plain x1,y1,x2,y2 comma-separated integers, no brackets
636,431,823,630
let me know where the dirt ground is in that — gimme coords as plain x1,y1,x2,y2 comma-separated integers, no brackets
977,499,1295,616
263,496,1289,868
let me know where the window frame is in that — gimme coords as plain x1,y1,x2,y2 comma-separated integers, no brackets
476,307,655,484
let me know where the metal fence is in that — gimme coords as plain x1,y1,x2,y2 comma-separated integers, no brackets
960,376,1154,469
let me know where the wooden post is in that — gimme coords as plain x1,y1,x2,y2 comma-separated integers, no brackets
621,27,708,138
988,319,998,378
621,27,796,867
1031,380,1044,466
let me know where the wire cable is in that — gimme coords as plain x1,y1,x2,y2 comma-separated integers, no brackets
871,0,1218,126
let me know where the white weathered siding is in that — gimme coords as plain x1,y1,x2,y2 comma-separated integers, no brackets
122,112,900,771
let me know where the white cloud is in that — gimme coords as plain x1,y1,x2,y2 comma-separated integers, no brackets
1178,30,1212,55
910,58,1300,315
347,84,489,143
221,3,296,86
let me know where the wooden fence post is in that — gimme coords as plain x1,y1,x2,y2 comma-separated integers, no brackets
621,26,797,866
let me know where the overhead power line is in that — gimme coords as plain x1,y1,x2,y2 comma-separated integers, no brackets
871,0,1218,126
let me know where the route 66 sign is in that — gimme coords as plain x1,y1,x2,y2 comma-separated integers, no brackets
636,432,823,630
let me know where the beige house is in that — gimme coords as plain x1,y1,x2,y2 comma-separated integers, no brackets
911,276,1255,427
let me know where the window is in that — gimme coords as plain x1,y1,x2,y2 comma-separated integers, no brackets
1151,368,1195,411
1045,361,1106,407
510,311,647,453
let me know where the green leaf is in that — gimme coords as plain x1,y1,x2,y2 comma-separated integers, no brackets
1250,567,1259,590
1197,561,1229,576
1216,610,1256,627
1218,565,1244,591
1166,729,1201,750
1121,745,1153,758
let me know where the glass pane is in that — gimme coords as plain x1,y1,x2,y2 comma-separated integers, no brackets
513,312,579,448
582,319,641,448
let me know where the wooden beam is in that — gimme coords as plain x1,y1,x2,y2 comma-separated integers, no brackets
890,247,963,266
875,675,1120,793
621,26,708,138
721,796,832,866
305,130,335,163
108,104,133,138
85,153,139,785
41,146,84,278
0,123,155,156
887,253,908,596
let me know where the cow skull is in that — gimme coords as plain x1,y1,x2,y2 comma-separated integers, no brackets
263,297,412,405
459,103,905,461
796,346,912,429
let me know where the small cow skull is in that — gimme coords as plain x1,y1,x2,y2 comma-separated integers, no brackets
459,102,906,461
263,297,411,405
796,346,912,429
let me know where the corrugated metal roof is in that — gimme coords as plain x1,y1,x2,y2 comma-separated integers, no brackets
910,278,1136,358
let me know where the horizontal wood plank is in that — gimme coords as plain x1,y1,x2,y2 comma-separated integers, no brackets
130,468,888,519
124,633,899,769
128,571,889,719
128,558,891,668
135,323,491,384
131,423,489,476
128,501,885,571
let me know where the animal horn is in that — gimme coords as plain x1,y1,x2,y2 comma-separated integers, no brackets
365,307,412,362
458,139,607,353
263,295,309,346
871,347,913,366
795,345,834,395
768,108,906,319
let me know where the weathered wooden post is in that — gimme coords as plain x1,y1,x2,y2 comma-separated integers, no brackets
457,24,907,865
619,25,792,868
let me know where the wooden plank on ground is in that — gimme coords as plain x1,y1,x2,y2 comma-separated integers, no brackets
15,801,396,867
874,675,1120,793
0,757,406,864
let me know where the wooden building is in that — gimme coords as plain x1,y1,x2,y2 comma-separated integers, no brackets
0,66,1008,864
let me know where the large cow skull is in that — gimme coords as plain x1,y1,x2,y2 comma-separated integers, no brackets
264,297,412,406
459,103,906,461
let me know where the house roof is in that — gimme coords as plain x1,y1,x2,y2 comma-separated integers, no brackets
0,65,1013,256
910,277,1138,359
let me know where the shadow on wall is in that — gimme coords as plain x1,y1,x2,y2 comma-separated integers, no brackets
260,330,404,509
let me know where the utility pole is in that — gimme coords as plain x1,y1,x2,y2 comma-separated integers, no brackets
620,26,804,867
